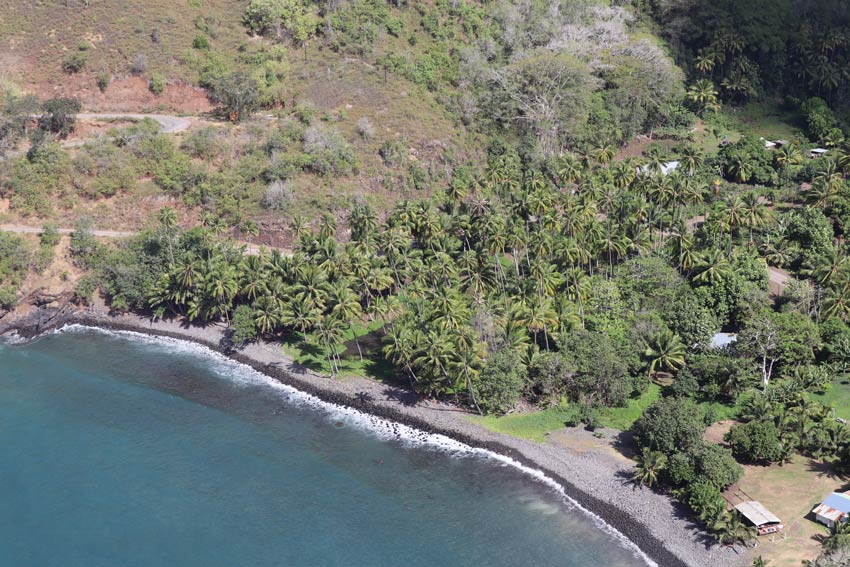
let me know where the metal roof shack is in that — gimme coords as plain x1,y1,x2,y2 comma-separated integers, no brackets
734,501,783,535
813,492,850,528
811,148,829,158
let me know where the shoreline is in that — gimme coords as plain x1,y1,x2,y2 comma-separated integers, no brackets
1,306,749,567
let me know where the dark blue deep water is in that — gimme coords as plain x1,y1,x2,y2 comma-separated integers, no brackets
0,328,647,567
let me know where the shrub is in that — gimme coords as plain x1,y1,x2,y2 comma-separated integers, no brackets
130,54,148,75
473,347,525,415
379,139,408,167
632,397,706,455
192,34,210,49
40,224,60,248
302,124,356,175
149,73,165,95
693,443,742,490
261,179,294,210
230,305,258,347
725,420,784,463
62,52,87,73
96,71,110,92
243,0,318,43
182,126,223,160
356,117,374,139
74,274,98,305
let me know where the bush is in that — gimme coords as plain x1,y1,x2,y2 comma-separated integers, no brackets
193,34,210,49
356,117,375,139
40,224,60,248
130,54,148,75
302,124,356,175
149,73,165,95
209,71,260,121
632,397,706,455
96,71,110,92
62,52,87,73
261,179,294,210
693,443,743,490
230,305,258,347
38,97,81,139
725,420,784,463
74,274,98,305
243,0,318,43
473,347,525,415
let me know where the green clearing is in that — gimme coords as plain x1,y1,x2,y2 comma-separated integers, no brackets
598,382,662,430
280,320,399,382
693,100,804,156
809,375,850,420
471,383,663,442
470,406,581,442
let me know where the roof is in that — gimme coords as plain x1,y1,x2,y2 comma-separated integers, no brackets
822,492,850,513
640,161,680,176
812,148,829,154
735,501,782,526
814,504,847,523
711,333,737,348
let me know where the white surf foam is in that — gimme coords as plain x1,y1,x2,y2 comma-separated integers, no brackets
55,323,658,566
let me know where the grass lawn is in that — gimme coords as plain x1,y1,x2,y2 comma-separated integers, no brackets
598,383,662,430
693,100,804,156
471,406,581,442
735,454,843,567
280,320,399,383
472,383,663,442
809,375,850,420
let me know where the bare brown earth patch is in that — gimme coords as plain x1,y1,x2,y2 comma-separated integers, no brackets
24,75,212,113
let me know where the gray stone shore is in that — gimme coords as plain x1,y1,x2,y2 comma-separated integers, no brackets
1,305,751,567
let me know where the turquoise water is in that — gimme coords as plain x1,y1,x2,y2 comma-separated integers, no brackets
0,328,647,567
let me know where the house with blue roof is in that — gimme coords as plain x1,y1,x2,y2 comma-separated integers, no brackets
813,491,850,528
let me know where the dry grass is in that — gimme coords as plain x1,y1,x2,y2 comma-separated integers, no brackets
735,455,844,567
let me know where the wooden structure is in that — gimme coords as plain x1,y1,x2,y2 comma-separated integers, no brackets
724,485,784,535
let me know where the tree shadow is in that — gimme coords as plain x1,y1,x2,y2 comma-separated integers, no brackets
806,458,845,480
611,429,638,460
668,500,719,550
382,386,420,407
614,469,640,490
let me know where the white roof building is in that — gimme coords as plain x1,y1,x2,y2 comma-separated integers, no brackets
813,492,850,528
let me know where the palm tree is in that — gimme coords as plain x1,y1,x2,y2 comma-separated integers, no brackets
633,448,667,488
774,144,803,186
284,295,319,343
823,284,850,322
692,249,731,284
711,510,757,548
314,316,345,376
727,152,754,184
252,295,280,336
644,329,687,376
740,192,767,243
751,556,770,567
687,80,720,115
330,281,365,361
823,520,850,552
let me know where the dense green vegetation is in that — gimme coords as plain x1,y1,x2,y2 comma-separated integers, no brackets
0,233,30,310
7,0,850,562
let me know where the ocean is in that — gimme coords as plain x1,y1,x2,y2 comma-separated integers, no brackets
0,327,648,567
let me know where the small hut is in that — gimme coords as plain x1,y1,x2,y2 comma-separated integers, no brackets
734,501,784,535
813,492,850,528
